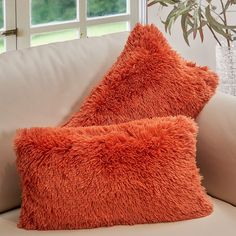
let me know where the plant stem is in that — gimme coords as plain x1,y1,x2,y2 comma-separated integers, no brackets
201,3,225,23
207,24,222,46
220,0,231,47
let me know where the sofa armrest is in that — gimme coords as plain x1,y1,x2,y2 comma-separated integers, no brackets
196,92,236,206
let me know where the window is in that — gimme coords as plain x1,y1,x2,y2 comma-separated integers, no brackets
0,0,146,53
26,0,137,48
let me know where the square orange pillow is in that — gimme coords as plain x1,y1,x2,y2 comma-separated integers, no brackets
15,116,212,230
63,24,218,127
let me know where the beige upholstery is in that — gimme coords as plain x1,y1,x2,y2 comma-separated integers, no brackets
197,92,236,206
0,31,236,234
0,32,129,213
0,198,236,236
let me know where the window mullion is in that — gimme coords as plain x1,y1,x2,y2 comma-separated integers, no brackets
128,0,139,30
139,0,148,25
16,0,31,49
86,14,130,26
4,0,16,51
79,0,87,38
31,21,80,34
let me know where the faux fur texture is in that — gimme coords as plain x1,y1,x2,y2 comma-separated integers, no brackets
63,24,218,127
15,116,212,230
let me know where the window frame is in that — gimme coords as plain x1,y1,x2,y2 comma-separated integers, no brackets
0,0,147,52
16,0,143,50
0,0,16,52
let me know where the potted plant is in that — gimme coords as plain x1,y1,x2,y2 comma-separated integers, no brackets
147,0,236,96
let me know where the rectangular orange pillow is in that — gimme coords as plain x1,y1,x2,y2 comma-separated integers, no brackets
15,116,212,230
63,24,218,127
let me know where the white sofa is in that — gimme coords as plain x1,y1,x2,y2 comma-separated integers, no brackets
0,32,236,235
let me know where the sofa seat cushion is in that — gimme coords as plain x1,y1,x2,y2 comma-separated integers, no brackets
0,198,235,236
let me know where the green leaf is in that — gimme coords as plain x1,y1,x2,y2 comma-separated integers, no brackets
206,5,236,30
181,14,190,46
167,18,173,34
193,8,198,39
159,2,168,7
198,8,204,42
147,1,158,7
164,2,192,34
175,4,193,17
208,21,231,39
147,0,178,7
187,16,194,27
164,7,179,32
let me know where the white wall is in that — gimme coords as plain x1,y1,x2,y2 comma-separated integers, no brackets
147,5,235,70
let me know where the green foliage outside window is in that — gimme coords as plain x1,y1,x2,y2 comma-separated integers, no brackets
0,0,3,29
0,0,127,27
87,0,126,17
0,0,127,52
31,0,127,25
31,0,77,25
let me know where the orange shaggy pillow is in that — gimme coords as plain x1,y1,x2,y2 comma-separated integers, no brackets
63,24,218,127
15,116,212,230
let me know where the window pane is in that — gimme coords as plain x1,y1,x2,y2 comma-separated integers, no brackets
31,29,78,47
0,38,4,53
0,0,3,29
31,0,76,25
87,0,127,18
87,22,128,37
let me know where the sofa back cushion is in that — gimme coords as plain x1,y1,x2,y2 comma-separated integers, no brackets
0,32,129,213
197,92,236,206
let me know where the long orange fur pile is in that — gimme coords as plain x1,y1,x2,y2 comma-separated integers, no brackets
63,23,218,127
15,116,212,230
14,24,218,230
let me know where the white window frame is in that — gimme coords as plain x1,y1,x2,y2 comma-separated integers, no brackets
0,0,16,52
0,0,147,52
16,0,145,50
